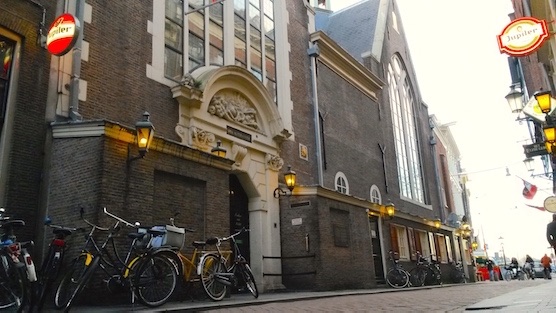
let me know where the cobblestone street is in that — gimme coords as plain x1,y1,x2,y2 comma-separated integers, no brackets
199,280,550,312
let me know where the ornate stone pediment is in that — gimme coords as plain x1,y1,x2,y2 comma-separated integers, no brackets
208,92,261,132
266,154,284,172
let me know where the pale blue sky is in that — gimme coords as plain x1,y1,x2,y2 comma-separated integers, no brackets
330,0,552,261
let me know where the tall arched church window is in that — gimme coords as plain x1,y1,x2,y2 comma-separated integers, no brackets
387,55,424,203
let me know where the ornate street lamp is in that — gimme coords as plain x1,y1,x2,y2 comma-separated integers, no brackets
505,85,524,113
211,140,227,158
434,218,441,229
274,166,296,198
128,111,155,162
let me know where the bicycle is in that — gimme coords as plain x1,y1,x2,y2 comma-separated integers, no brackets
0,208,37,311
158,216,232,300
198,227,258,301
408,251,428,287
448,260,466,283
424,255,442,285
54,207,178,311
32,217,81,312
385,250,410,289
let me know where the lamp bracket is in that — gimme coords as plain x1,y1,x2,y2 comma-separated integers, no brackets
273,187,292,198
127,144,146,163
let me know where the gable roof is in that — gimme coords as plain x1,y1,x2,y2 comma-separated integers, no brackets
315,0,386,63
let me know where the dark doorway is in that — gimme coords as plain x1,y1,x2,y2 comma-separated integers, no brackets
229,174,250,263
369,215,384,284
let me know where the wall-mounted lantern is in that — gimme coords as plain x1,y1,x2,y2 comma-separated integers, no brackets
211,140,227,158
128,111,155,162
274,166,296,198
433,218,442,229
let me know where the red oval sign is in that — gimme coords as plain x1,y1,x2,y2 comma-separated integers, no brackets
47,13,80,56
497,17,549,57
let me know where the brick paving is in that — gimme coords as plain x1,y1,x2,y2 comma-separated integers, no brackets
73,279,555,312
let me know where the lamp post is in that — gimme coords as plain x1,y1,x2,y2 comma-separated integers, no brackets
537,90,556,195
499,236,507,267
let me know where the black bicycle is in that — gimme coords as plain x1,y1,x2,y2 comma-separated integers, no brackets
54,207,178,311
198,227,258,301
0,208,37,312
449,260,466,283
33,217,81,312
385,250,410,288
408,251,428,287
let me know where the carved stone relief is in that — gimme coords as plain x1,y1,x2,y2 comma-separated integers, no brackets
208,92,261,132
266,154,284,172
190,126,215,150
231,143,248,166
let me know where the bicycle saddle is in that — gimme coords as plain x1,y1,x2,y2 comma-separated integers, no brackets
0,219,25,228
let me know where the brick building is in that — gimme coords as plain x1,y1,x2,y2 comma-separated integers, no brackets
1,0,474,305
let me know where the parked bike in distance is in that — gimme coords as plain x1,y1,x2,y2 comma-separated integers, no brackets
449,260,466,283
408,251,428,287
385,250,409,289
198,227,258,301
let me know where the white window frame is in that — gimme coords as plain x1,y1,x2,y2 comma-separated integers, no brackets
147,0,294,132
387,54,425,204
416,229,430,260
335,172,349,194
393,224,409,260
370,185,381,203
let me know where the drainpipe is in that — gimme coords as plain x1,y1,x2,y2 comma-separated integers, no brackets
69,0,85,121
428,118,445,224
308,43,323,186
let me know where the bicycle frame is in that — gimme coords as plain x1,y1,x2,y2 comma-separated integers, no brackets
197,229,244,286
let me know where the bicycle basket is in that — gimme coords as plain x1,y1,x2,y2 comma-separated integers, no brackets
151,225,185,250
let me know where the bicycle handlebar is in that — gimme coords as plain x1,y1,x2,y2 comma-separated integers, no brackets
103,207,137,228
80,207,111,231
220,227,249,243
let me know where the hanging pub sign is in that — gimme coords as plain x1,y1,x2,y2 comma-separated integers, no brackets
497,17,549,57
46,13,80,56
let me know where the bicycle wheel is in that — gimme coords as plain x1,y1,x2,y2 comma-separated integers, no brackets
134,254,177,307
0,261,27,310
238,262,258,298
199,254,227,301
503,269,512,281
409,267,426,287
36,246,62,311
386,268,409,288
54,253,98,310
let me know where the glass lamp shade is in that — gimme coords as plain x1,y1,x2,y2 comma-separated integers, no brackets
544,126,556,144
211,140,227,158
523,157,534,172
535,90,552,114
505,86,523,113
135,112,155,156
434,219,441,229
385,203,395,217
284,166,296,191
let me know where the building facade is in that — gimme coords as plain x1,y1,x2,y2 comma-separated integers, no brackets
1,0,477,304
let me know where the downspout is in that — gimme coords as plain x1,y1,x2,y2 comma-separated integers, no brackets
428,118,445,224
69,0,85,121
308,43,323,186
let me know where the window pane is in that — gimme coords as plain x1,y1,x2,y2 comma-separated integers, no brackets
234,14,246,41
210,44,224,65
165,47,183,80
209,2,223,26
189,34,204,63
265,78,276,102
166,0,183,23
263,0,273,19
249,4,261,29
165,20,183,51
188,11,204,39
264,15,274,40
265,43,275,80
235,35,246,66
249,0,260,9
250,25,261,51
189,0,203,9
234,0,246,17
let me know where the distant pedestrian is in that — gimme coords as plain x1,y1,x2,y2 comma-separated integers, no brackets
541,253,552,280
546,214,556,256
487,259,495,281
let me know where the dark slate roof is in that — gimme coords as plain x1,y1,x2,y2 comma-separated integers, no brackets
315,0,381,62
